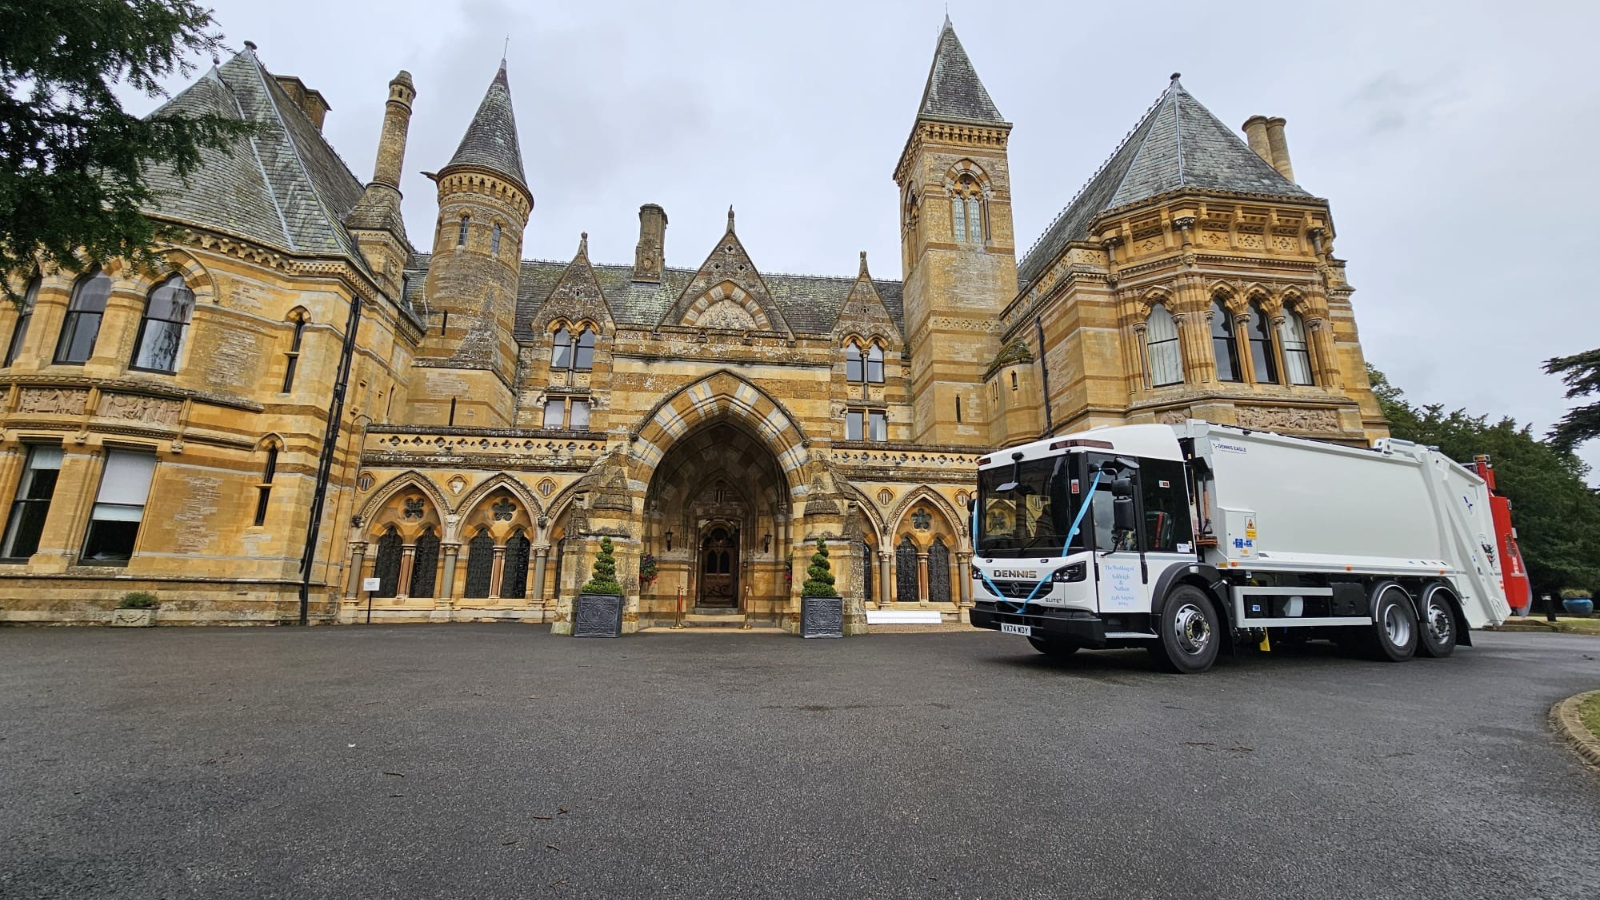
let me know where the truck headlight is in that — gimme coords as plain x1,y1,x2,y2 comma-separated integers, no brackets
1053,562,1086,583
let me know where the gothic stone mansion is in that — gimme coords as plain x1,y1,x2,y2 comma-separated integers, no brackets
0,20,1384,629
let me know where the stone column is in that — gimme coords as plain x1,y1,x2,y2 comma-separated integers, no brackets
531,545,549,601
879,550,892,606
396,545,415,599
344,542,367,600
438,544,459,603
916,551,929,605
488,546,505,600
957,551,972,607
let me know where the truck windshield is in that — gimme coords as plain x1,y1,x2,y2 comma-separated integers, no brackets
976,456,1087,558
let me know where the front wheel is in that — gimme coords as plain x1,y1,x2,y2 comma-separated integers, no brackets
1416,586,1458,658
1028,636,1079,658
1150,585,1221,674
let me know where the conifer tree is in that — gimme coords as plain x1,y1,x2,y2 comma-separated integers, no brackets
801,536,838,598
580,536,623,595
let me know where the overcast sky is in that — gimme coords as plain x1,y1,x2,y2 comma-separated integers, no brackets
127,0,1600,478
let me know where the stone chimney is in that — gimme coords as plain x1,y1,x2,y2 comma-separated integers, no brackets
274,75,331,132
1265,117,1295,182
634,203,667,283
1242,116,1272,167
372,71,416,189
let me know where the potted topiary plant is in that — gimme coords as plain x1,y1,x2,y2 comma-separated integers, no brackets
111,591,159,627
800,536,843,638
573,536,625,637
1561,589,1594,618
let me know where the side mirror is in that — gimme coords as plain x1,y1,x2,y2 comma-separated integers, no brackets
1113,496,1138,534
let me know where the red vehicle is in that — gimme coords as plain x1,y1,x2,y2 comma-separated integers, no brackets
1470,455,1532,616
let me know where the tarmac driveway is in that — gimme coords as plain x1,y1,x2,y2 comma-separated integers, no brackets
2,625,1598,899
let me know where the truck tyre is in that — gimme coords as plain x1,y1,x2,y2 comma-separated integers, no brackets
1368,584,1418,662
1027,636,1079,658
1150,585,1221,674
1416,586,1458,658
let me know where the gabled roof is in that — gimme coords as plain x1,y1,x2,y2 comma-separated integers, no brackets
1016,76,1312,290
916,18,1006,125
444,62,527,189
141,47,368,264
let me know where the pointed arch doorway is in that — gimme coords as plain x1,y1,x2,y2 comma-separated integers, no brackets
698,523,740,608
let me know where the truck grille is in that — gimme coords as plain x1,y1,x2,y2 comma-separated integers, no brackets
990,580,1047,600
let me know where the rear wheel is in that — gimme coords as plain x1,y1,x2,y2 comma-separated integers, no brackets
1027,636,1079,658
1150,585,1221,674
1416,586,1458,658
1367,584,1418,662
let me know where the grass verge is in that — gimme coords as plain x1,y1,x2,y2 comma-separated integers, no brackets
1581,692,1600,742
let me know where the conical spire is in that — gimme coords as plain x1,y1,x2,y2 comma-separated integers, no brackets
916,19,1005,124
444,60,527,188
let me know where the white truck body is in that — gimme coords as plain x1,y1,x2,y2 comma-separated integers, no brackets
968,420,1512,671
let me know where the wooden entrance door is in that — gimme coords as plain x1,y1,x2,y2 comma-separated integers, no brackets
699,526,739,607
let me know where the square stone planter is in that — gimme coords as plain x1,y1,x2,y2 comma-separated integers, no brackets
573,593,623,638
801,597,844,639
109,608,156,627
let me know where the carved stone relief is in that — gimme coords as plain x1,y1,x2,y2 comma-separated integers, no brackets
97,393,181,427
1235,406,1339,432
17,388,88,416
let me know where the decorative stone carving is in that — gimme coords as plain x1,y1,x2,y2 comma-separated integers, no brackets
1155,408,1192,425
491,497,516,521
697,299,757,331
403,497,424,519
97,393,181,427
17,388,88,416
911,509,932,531
1235,406,1339,432
877,488,894,506
803,474,841,516
448,476,466,495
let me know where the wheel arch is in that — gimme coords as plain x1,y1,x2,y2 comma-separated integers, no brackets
1152,563,1234,634
1420,580,1472,647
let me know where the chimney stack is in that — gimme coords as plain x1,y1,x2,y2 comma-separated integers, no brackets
634,203,667,282
274,75,331,132
1242,115,1272,166
372,71,416,189
1264,117,1295,182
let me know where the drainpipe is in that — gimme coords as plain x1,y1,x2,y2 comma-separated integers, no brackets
1035,316,1054,436
298,293,363,625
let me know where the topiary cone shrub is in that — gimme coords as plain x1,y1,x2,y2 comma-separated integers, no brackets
800,536,839,598
580,536,624,596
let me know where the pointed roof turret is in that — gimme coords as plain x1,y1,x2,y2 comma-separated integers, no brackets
443,60,527,189
1016,75,1313,288
916,18,1006,124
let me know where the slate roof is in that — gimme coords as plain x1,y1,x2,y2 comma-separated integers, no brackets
916,18,1006,124
142,48,369,266
1016,77,1312,290
405,255,911,341
444,62,527,188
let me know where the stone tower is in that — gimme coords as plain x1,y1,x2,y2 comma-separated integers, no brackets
893,18,1019,446
413,61,531,429
344,70,416,299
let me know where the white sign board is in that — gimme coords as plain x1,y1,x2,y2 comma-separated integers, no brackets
362,577,381,592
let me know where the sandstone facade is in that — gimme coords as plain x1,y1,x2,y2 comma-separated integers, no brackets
0,21,1383,629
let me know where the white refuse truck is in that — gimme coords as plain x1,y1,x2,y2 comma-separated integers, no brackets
969,421,1514,673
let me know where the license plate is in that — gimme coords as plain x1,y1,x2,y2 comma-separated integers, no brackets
1001,622,1032,637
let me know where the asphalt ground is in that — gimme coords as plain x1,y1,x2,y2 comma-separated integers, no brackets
2,626,1598,900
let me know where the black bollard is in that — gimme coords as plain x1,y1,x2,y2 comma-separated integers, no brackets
1545,593,1559,623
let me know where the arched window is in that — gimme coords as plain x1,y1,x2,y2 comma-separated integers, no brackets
573,328,596,370
373,526,402,598
130,274,195,373
1280,310,1314,385
928,536,951,603
1211,300,1241,383
550,325,572,369
410,527,440,598
845,344,863,382
491,223,502,255
895,536,918,603
464,529,495,598
54,268,111,365
5,276,39,367
282,314,306,393
866,344,884,384
253,442,278,527
951,175,984,245
1247,302,1279,384
503,530,531,599
1145,303,1183,387
457,215,470,247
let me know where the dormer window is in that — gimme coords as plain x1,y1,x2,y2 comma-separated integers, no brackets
845,344,863,382
550,323,597,372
